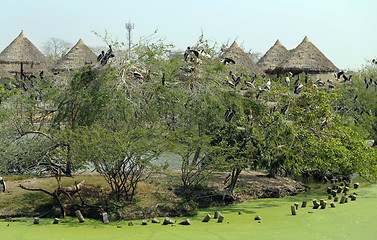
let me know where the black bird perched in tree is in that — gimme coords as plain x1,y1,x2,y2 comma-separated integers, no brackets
294,84,303,94
221,57,236,65
247,109,253,126
372,59,377,65
100,45,115,65
320,116,329,130
224,107,236,123
280,101,290,116
184,47,199,62
39,71,44,80
334,70,344,81
97,50,105,62
0,177,5,192
162,72,165,85
293,75,300,87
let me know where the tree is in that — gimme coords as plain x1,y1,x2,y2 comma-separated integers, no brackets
42,38,72,67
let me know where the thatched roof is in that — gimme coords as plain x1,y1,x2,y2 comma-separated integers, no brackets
275,36,338,74
53,39,97,72
222,41,261,74
0,31,47,74
0,64,11,79
257,39,291,73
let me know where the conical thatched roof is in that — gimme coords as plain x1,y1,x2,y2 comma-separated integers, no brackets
257,39,291,73
0,31,47,74
275,36,338,74
222,41,261,74
53,39,97,72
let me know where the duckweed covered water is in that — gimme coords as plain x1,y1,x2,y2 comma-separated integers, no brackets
2,184,377,240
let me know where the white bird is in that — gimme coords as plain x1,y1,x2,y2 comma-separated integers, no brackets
285,76,290,88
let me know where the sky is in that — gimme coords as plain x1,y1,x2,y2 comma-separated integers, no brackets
0,0,376,70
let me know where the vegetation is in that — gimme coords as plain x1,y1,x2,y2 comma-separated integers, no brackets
1,33,377,219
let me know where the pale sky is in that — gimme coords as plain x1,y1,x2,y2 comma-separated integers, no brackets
0,0,376,70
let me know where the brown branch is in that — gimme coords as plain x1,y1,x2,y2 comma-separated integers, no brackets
19,184,54,196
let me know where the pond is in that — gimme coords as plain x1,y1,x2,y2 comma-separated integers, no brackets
1,183,376,240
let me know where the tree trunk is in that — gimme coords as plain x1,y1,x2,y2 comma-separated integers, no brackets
228,168,241,194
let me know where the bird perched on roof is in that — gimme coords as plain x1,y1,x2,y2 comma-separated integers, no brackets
294,84,303,94
247,109,253,126
320,116,329,130
224,107,236,123
0,177,5,192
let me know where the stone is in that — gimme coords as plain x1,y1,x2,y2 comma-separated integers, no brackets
75,210,85,223
313,199,320,209
254,215,262,220
34,217,39,224
53,218,59,224
179,219,193,225
128,221,134,226
320,200,327,209
238,211,244,215
334,196,339,202
163,217,174,225
218,215,225,223
102,212,109,224
214,211,221,219
331,190,337,197
351,194,357,201
294,203,299,210
327,187,332,194
330,202,336,208
328,195,333,200
337,187,343,193
116,223,122,228
291,205,297,215
340,195,348,204
301,201,307,208
354,183,360,189
151,218,160,223
142,220,148,225
202,214,211,222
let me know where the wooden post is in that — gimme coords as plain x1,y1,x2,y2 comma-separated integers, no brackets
301,201,307,208
102,212,109,224
291,205,297,215
34,217,40,224
75,210,85,223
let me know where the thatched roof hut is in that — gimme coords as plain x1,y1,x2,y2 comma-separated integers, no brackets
275,36,338,74
53,39,97,72
257,39,291,74
222,41,261,74
0,31,47,75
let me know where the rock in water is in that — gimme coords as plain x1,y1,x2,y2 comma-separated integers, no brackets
179,219,193,225
202,214,211,222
